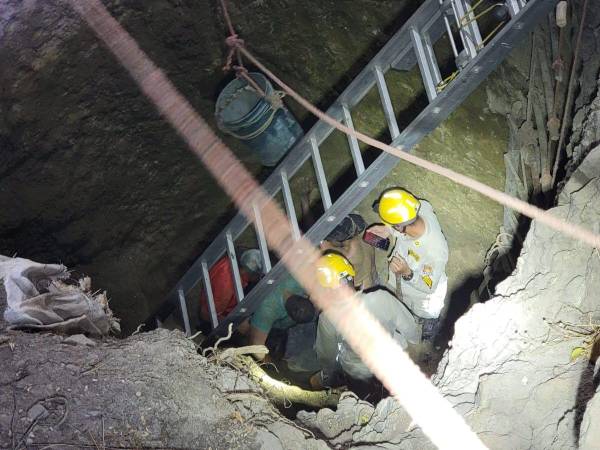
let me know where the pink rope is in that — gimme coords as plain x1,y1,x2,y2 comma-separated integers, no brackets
219,0,265,96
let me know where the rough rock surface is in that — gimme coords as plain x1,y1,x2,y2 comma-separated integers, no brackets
477,0,600,303
0,304,329,450
300,143,600,449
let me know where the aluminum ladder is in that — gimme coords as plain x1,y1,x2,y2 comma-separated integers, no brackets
145,0,557,337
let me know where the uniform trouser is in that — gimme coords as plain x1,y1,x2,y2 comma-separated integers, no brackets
316,325,412,383
315,314,372,386
315,316,342,386
389,276,448,319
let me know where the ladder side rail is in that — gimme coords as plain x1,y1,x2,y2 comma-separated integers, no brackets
208,0,557,338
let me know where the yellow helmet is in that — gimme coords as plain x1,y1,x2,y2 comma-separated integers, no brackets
377,188,421,226
315,252,356,288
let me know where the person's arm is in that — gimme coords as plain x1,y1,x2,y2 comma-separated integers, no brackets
237,318,251,335
248,326,268,346
248,297,276,361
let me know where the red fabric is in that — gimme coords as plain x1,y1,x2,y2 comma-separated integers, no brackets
200,256,249,322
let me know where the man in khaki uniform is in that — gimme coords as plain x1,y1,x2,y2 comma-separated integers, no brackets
320,213,377,290
311,253,420,387
368,188,449,341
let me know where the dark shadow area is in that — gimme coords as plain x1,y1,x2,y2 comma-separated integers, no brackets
476,214,532,304
436,274,483,347
574,339,600,446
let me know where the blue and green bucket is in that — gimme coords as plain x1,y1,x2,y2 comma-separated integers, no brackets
215,72,304,167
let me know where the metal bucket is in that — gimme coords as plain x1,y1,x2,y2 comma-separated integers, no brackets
215,72,303,167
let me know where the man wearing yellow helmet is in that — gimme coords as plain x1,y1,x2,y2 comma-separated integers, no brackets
319,213,377,290
311,252,420,387
367,188,449,341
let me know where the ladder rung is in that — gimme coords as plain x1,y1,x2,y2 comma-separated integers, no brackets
442,9,459,58
280,170,301,241
410,27,439,102
253,203,272,273
451,0,483,59
342,104,366,176
309,137,333,210
374,66,400,140
225,232,245,302
505,0,522,18
423,33,443,85
201,261,219,329
178,288,192,337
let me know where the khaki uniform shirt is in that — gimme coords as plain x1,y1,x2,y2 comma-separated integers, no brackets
388,200,449,319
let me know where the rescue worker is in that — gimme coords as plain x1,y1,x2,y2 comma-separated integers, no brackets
311,253,420,387
245,272,316,361
320,213,377,290
367,188,449,341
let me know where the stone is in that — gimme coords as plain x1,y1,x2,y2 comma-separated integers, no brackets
63,334,97,347
27,403,49,421
298,392,375,444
